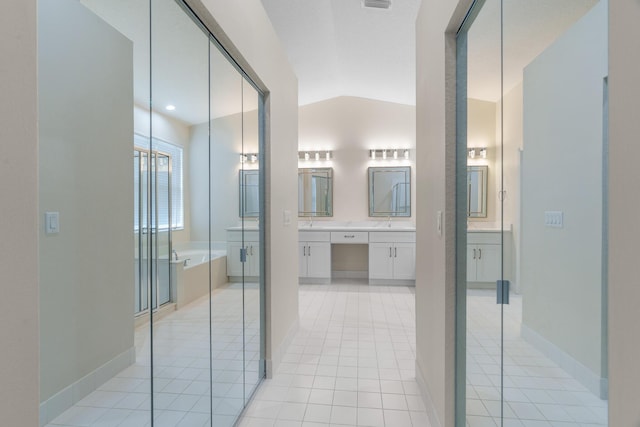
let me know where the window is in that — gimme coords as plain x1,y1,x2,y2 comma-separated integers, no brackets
134,134,184,230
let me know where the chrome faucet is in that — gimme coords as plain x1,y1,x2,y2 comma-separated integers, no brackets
172,249,178,261
387,216,392,227
309,217,313,228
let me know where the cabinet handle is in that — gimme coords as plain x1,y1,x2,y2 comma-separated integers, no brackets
478,248,481,259
250,245,254,256
303,246,306,256
308,245,311,256
473,248,476,259
389,247,392,257
394,247,397,258
344,234,355,238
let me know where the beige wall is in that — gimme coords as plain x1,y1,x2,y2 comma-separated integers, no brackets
609,0,640,424
298,96,416,223
0,0,39,425
467,98,498,224
38,0,135,402
189,0,300,372
520,1,606,387
415,0,472,425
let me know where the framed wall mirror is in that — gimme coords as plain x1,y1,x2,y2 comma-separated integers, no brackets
298,168,333,217
467,165,488,218
368,166,411,217
239,169,260,217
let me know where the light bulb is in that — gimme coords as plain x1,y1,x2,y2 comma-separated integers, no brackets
393,150,398,159
404,150,410,160
250,154,257,163
315,152,320,161
371,150,376,160
382,150,387,160
304,152,310,161
325,151,331,160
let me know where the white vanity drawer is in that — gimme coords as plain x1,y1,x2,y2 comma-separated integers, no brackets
467,231,503,245
299,231,331,242
331,231,369,244
369,231,416,243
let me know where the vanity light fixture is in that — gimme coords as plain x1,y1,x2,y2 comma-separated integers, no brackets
239,153,259,164
468,147,488,159
369,149,411,161
298,150,332,161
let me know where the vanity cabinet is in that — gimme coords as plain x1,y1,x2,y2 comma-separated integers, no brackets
227,230,260,278
467,231,508,283
368,232,416,281
299,231,331,280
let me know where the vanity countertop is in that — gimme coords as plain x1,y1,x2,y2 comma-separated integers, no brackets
299,221,415,232
467,222,512,233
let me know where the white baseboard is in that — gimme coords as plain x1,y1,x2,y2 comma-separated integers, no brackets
415,357,442,427
39,347,135,426
267,317,299,379
521,324,608,399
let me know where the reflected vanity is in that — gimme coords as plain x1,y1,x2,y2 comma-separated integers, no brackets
240,169,260,217
368,166,411,217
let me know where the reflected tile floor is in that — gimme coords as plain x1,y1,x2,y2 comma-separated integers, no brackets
46,282,261,427
465,290,608,427
238,281,430,427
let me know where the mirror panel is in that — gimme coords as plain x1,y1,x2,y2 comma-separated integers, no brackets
239,170,260,217
467,165,488,218
298,168,333,217
368,166,411,217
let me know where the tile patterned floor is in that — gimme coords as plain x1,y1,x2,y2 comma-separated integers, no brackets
465,290,608,427
46,282,261,427
238,282,427,427
45,282,608,427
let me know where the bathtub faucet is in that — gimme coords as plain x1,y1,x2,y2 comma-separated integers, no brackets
172,249,178,261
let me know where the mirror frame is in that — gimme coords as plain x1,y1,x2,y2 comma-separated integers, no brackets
467,165,488,218
368,166,412,217
298,167,334,217
239,169,260,218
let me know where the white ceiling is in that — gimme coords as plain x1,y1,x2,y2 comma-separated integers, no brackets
261,0,599,106
82,0,258,126
260,0,421,106
467,0,599,102
81,0,599,124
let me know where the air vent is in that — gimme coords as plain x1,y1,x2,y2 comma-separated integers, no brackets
363,0,391,9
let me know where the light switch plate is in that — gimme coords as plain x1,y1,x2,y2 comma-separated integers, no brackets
45,211,60,234
283,209,291,226
544,211,563,228
437,210,443,236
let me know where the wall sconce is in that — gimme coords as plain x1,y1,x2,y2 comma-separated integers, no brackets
370,149,411,160
298,151,332,161
468,147,487,159
239,153,259,164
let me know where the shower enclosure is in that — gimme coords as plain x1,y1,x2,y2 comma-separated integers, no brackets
134,148,172,315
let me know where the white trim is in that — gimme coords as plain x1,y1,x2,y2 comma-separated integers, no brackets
39,347,135,426
267,317,299,379
521,324,608,399
415,357,442,427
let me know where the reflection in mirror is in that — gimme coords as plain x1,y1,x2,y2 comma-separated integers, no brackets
467,165,488,218
368,166,411,217
298,168,333,217
240,169,260,217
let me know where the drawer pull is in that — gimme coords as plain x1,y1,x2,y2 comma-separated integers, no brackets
344,234,355,238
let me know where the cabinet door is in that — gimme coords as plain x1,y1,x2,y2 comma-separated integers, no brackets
248,242,260,277
393,243,415,280
298,242,308,277
227,242,245,277
369,242,394,279
467,245,478,281
475,244,501,282
306,241,331,278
